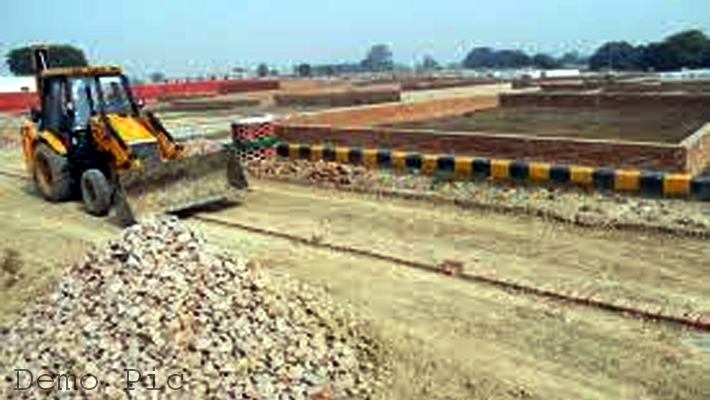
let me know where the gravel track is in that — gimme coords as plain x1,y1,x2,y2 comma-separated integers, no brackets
244,158,710,238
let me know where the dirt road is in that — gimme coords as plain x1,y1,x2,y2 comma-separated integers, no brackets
0,150,708,400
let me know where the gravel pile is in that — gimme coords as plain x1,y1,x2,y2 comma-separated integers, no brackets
247,158,710,235
250,159,369,186
0,217,380,399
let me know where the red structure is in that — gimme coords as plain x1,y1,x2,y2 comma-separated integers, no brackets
0,79,279,112
232,120,276,162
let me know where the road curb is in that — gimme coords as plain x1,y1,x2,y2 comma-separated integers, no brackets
275,142,710,201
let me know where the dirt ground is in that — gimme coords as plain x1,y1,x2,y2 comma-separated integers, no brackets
400,82,517,103
0,144,709,399
149,91,332,117
385,106,710,143
1,88,709,399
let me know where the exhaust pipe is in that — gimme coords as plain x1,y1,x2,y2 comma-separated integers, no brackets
33,47,48,73
31,45,49,94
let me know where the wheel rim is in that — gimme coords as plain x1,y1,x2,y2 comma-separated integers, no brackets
36,156,53,194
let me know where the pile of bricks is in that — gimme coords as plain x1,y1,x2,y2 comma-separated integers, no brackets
232,120,277,163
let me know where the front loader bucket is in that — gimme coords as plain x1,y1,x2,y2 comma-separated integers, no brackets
113,149,248,225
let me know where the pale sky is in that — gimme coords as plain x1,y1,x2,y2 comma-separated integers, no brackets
1,0,708,78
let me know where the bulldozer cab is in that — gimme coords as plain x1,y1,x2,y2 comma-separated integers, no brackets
36,72,139,139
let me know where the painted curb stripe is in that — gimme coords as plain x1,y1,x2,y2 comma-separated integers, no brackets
691,177,710,201
275,142,289,158
570,166,594,185
272,143,706,200
639,171,664,197
422,155,438,175
298,145,311,160
593,168,616,191
491,159,510,179
663,174,691,196
335,147,349,163
529,162,550,182
288,144,299,160
614,170,641,192
310,145,324,162
322,147,336,162
509,161,529,181
549,165,571,184
472,158,491,178
348,148,363,164
454,157,473,178
405,153,422,170
392,151,407,170
377,150,392,168
363,149,378,169
437,156,456,173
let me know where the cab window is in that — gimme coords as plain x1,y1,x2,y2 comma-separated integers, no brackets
41,78,70,133
99,76,133,115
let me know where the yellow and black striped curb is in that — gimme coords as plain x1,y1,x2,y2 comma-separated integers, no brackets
275,143,710,201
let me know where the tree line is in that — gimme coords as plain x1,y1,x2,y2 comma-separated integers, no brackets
587,29,710,71
461,48,584,69
4,28,709,79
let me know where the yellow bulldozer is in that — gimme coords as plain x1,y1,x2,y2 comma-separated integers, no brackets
20,46,248,225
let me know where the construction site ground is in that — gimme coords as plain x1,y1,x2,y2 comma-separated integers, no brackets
0,141,709,399
384,106,710,143
1,84,709,399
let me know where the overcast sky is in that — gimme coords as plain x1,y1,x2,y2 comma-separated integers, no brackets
1,0,709,78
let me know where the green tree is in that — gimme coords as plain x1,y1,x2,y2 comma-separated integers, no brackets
589,29,710,71
462,47,531,69
296,63,312,77
421,55,440,70
149,71,165,83
257,63,269,78
559,51,584,66
532,53,561,69
6,44,88,76
588,41,643,71
659,29,710,69
361,44,394,72
463,47,496,68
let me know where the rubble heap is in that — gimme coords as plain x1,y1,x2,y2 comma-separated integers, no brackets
248,159,371,186
0,217,379,399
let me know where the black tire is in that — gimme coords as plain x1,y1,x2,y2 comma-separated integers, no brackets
33,143,74,201
80,169,113,216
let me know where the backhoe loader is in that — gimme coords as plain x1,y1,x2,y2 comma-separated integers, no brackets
20,46,248,225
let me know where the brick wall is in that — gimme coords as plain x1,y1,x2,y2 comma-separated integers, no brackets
273,86,401,108
285,96,498,127
400,78,499,91
682,123,710,175
133,79,278,100
0,80,279,112
217,80,279,94
0,92,38,112
276,124,689,173
500,92,710,111
660,82,710,93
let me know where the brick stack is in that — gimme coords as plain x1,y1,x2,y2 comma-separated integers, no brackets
232,119,276,163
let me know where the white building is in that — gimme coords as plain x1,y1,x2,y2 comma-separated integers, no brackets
540,69,581,79
659,69,710,81
0,76,36,93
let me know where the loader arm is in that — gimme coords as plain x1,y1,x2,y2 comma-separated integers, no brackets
140,111,184,160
